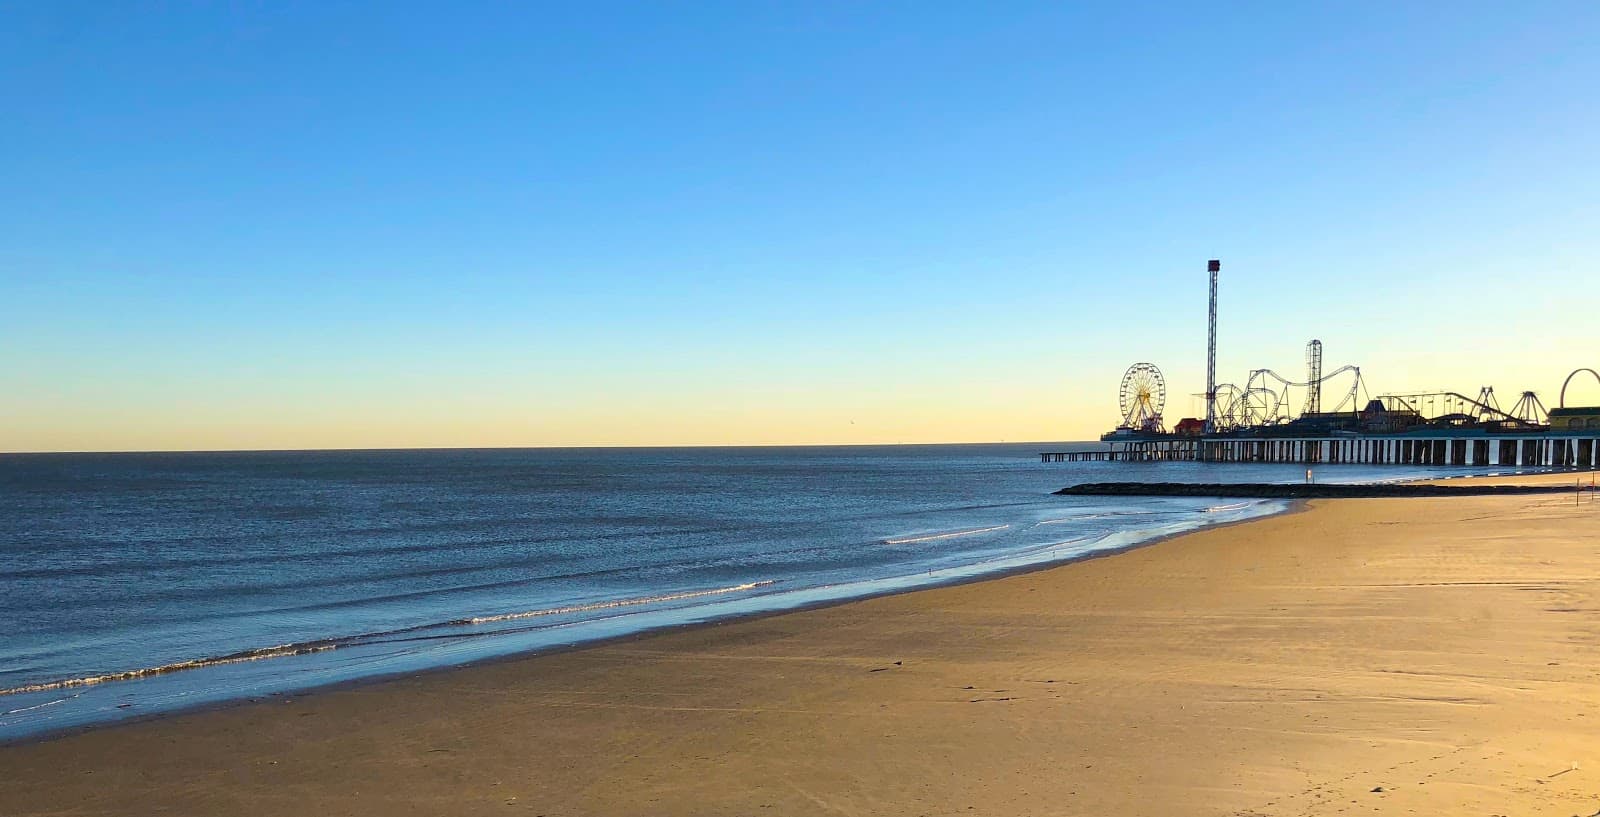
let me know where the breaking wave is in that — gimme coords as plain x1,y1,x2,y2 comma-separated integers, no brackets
883,525,1010,545
0,579,778,698
1203,502,1253,513
458,581,777,625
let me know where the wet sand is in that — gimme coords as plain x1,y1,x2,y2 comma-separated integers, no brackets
3,472,1598,816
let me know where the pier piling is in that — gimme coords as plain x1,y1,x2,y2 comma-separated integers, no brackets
1043,433,1600,469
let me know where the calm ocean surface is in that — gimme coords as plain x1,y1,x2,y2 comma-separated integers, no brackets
0,444,1484,740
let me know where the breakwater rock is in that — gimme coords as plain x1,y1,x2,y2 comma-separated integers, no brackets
1054,482,1587,499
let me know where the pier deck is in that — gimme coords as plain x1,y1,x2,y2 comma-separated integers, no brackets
1043,432,1600,468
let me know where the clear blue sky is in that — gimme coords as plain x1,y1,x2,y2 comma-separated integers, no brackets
3,2,1597,450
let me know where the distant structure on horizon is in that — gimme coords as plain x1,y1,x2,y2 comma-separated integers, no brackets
1043,262,1600,469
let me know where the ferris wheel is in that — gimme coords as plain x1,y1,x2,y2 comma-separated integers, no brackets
1118,363,1167,432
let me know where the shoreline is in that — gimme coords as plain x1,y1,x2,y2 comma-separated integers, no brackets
4,471,1595,815
1,496,1296,748
2,468,1582,747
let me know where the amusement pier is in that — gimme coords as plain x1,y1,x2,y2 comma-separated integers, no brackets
1044,260,1600,468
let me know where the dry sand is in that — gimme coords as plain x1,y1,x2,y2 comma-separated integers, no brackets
3,472,1598,816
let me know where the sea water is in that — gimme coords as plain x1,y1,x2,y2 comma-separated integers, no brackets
0,444,1483,740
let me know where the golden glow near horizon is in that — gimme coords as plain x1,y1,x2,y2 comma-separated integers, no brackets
7,335,1600,453
3,373,1087,452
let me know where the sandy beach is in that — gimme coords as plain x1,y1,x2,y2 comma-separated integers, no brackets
3,472,1597,816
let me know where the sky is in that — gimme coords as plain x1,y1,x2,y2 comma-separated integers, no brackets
2,1,1598,451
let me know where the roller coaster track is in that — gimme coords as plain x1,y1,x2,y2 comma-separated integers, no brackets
1377,390,1542,428
1246,365,1366,418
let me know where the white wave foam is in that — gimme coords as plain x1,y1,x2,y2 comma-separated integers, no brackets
0,643,339,697
1,692,81,717
460,580,778,625
1035,510,1161,525
882,524,1010,545
0,580,778,698
1204,502,1253,513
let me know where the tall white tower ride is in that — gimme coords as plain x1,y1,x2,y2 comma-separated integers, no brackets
1204,260,1219,436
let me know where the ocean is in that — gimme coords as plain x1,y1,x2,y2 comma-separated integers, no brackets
0,444,1473,741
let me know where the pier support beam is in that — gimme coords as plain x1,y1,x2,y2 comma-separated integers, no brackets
1050,434,1584,470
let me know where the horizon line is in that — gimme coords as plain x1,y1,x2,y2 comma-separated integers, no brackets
0,439,1097,457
